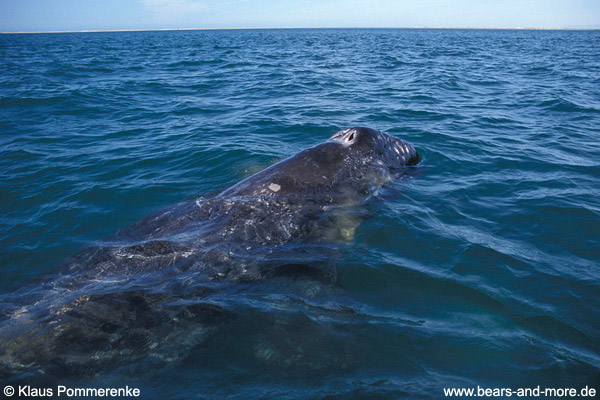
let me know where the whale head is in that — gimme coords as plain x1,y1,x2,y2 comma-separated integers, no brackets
220,127,420,200
328,127,420,169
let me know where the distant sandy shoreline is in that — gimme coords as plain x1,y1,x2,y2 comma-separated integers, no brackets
2,27,599,34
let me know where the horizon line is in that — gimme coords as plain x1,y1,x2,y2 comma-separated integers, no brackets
2,26,600,34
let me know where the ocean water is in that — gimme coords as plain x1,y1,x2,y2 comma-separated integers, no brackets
0,29,599,398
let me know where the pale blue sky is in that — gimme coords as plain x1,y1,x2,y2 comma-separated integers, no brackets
1,0,599,32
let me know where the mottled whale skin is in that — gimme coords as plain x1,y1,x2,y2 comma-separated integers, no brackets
101,126,420,280
0,127,420,380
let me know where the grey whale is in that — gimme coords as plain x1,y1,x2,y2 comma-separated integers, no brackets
0,127,420,380
61,127,419,283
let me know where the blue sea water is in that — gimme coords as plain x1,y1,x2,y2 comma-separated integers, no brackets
0,29,599,398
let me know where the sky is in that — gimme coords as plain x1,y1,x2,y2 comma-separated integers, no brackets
1,0,599,32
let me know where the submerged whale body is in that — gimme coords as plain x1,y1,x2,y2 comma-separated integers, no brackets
0,127,420,381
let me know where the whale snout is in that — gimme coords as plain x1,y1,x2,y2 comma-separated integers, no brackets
389,135,420,167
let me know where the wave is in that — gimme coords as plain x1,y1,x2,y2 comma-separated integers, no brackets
539,97,600,113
